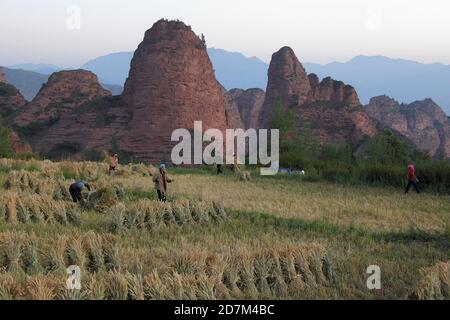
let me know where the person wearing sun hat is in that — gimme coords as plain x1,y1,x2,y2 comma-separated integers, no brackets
152,163,173,201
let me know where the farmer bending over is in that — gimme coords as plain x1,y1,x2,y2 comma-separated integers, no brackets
152,164,173,202
69,180,91,203
405,161,420,194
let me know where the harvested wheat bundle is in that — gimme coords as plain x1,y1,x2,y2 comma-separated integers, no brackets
113,166,132,177
39,160,61,178
22,233,44,275
143,270,173,300
53,180,72,201
106,271,128,300
20,194,73,226
0,232,26,273
108,203,126,234
83,273,106,300
172,199,192,225
103,235,122,272
189,201,210,224
204,255,231,299
4,192,18,224
4,170,34,191
84,232,106,273
59,288,88,300
235,250,259,299
26,275,63,300
239,170,251,182
109,199,229,233
25,195,46,224
114,184,126,200
172,251,207,276
80,161,106,181
410,260,450,300
85,187,119,213
43,235,68,275
67,234,87,271
126,272,145,300
158,243,333,299
66,208,83,227
131,163,156,177
193,273,219,300
16,198,30,223
0,273,24,300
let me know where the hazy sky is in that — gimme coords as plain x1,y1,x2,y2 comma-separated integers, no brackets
1,0,449,67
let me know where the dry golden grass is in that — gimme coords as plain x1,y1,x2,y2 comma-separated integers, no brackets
165,174,450,232
410,260,450,300
0,159,448,300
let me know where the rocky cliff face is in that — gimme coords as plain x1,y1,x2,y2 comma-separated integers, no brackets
13,70,110,128
228,88,265,130
308,74,359,106
9,131,32,154
260,47,312,127
31,95,131,158
121,19,228,161
0,70,5,83
0,78,27,117
366,95,450,158
224,88,245,129
8,70,115,157
7,20,230,162
260,46,376,146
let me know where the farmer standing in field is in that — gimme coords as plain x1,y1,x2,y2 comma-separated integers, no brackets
109,154,119,175
69,180,91,203
152,164,173,201
405,161,420,194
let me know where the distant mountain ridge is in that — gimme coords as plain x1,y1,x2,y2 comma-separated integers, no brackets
81,52,133,86
4,51,450,114
78,52,450,114
304,56,450,114
9,63,62,75
0,67,123,100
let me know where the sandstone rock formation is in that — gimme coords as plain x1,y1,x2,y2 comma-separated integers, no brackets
260,46,376,146
31,95,131,158
260,47,311,127
224,88,245,129
17,19,230,162
120,19,228,161
228,88,265,130
366,95,450,158
0,70,5,83
13,70,110,128
308,74,359,106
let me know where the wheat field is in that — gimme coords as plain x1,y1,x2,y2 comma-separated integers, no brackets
0,159,448,300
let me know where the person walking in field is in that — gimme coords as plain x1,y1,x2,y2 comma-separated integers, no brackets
405,161,420,194
69,180,91,203
152,164,173,202
109,154,119,175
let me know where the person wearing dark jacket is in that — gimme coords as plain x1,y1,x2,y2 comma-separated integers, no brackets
405,161,420,194
69,180,91,203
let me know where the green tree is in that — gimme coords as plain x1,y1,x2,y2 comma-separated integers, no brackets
358,130,408,166
269,100,320,169
0,117,13,157
270,99,296,140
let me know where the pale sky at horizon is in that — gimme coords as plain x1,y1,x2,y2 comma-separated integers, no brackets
1,0,449,67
